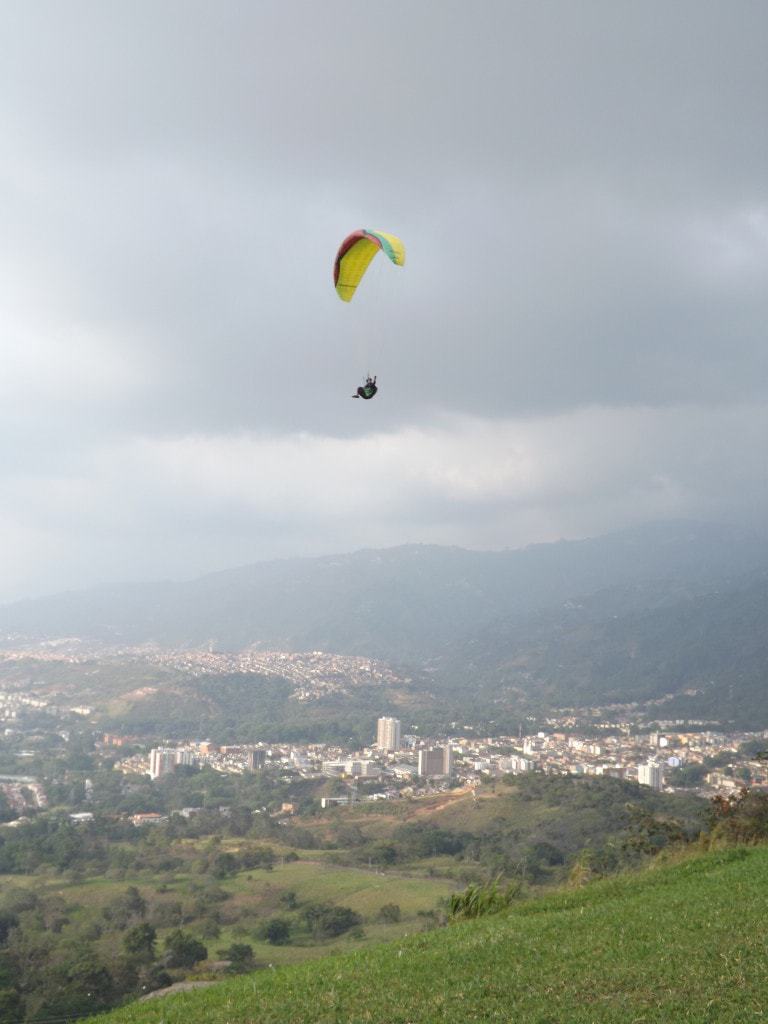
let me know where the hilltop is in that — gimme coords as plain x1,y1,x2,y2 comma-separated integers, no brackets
92,843,768,1024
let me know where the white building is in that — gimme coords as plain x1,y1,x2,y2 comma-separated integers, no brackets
322,759,378,778
69,812,94,824
149,747,196,780
499,755,534,774
638,760,663,791
149,748,176,780
523,736,544,755
376,717,401,752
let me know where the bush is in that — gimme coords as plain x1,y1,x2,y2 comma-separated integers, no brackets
218,943,256,974
163,930,208,969
261,917,291,945
302,904,362,938
377,903,401,923
123,923,157,963
138,963,172,993
449,879,521,920
150,900,184,928
239,847,275,871
710,788,768,843
210,852,238,878
279,889,298,910
102,887,146,929
199,917,221,940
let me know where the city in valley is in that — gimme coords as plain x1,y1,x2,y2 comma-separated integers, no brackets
109,716,768,807
0,639,766,825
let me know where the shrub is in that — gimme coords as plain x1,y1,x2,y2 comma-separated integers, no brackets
449,878,521,920
279,889,298,910
377,903,401,923
710,788,768,843
123,923,157,963
163,930,208,969
218,943,256,974
302,903,362,938
261,917,291,945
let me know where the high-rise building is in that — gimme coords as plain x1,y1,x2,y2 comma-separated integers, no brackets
149,747,195,779
638,760,663,790
248,749,266,771
376,717,401,752
418,745,451,778
149,748,177,780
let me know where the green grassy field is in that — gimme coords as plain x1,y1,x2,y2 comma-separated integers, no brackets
92,843,768,1024
0,852,454,971
204,858,455,966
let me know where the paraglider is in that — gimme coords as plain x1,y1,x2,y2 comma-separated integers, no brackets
334,229,405,401
333,229,405,303
352,375,377,400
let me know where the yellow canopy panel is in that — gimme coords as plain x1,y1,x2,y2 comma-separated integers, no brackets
334,229,405,302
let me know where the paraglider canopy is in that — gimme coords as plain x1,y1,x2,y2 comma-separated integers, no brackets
334,229,405,302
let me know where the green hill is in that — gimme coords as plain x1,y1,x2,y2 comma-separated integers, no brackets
94,844,768,1024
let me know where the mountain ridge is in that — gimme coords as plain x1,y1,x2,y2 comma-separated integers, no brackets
2,519,766,727
1,520,764,656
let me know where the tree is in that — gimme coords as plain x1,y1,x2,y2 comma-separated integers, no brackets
210,852,238,879
710,788,768,843
164,930,208,969
138,963,172,994
227,807,254,837
622,806,685,858
102,886,146,929
377,903,401,923
218,943,256,973
240,846,275,871
0,794,14,825
0,986,23,1023
0,914,18,947
199,917,221,940
150,900,185,928
262,918,291,945
123,923,157,963
367,842,398,866
278,889,298,910
302,904,362,939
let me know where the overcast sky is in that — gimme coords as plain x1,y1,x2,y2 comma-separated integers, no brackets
0,0,766,602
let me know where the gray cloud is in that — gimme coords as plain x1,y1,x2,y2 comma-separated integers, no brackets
1,401,765,601
0,1,765,600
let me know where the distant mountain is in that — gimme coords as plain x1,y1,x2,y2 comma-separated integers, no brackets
1,520,767,727
0,520,764,663
439,572,768,727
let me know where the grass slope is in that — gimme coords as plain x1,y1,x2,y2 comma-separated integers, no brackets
94,844,768,1024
